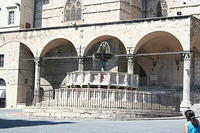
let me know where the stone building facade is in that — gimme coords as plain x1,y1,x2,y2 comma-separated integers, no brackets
0,0,200,110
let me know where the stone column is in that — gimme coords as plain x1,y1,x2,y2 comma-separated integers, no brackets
127,56,134,74
33,57,40,104
78,58,84,72
180,53,191,110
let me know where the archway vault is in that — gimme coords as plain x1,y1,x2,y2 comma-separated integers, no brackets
133,31,184,90
83,35,127,72
134,31,183,53
40,38,78,90
40,38,77,58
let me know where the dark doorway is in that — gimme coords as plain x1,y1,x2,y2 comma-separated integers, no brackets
0,79,6,108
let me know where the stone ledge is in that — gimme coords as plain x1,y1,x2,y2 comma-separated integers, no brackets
24,107,182,121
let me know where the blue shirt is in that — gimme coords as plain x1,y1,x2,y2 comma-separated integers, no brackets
187,121,200,133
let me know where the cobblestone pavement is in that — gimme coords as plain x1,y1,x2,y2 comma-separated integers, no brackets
0,109,186,133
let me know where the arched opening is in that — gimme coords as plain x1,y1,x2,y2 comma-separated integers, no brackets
84,36,127,72
40,38,78,91
18,43,35,105
0,79,6,108
134,31,183,90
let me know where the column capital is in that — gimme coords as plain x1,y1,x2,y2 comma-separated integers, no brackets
34,57,41,64
182,53,191,60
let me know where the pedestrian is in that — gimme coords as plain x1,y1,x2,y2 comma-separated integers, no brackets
184,109,200,133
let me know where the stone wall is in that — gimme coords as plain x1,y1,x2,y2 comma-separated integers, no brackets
0,42,21,108
167,0,200,17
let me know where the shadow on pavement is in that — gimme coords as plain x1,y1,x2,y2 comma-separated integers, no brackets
0,118,76,129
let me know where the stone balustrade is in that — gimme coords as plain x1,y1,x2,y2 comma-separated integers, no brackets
64,71,139,89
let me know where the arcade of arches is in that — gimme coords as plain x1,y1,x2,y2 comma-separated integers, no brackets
0,16,199,111
25,33,191,109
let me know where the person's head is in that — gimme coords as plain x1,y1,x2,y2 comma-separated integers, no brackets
185,110,195,121
185,110,199,126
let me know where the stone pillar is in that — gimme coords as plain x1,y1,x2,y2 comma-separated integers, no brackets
122,90,127,102
78,58,84,71
134,91,138,102
33,57,40,104
180,53,191,110
127,56,134,74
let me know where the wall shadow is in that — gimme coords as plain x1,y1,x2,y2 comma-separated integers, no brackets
0,118,76,129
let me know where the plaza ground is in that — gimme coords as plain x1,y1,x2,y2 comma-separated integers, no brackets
0,109,186,133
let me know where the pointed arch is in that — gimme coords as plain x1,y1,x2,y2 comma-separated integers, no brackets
64,0,82,22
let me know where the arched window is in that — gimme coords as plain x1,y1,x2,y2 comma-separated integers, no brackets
0,79,6,88
64,0,82,22
156,0,168,17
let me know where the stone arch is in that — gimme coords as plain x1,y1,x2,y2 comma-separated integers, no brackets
0,41,35,106
40,38,77,57
134,31,183,90
0,78,6,107
40,38,78,90
134,31,183,52
0,41,33,55
84,35,127,72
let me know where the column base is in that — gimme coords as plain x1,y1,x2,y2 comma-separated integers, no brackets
180,100,191,111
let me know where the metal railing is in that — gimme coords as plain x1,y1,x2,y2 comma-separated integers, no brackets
26,88,180,112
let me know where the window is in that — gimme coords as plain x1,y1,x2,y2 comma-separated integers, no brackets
64,0,82,21
0,55,4,67
177,12,182,15
8,11,15,25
